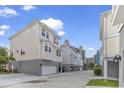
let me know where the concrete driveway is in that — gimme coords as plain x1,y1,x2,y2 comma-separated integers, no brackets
0,70,100,88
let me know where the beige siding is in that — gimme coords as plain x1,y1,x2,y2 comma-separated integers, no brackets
101,11,120,58
37,23,62,62
10,21,62,63
10,23,41,61
106,36,119,57
120,27,124,83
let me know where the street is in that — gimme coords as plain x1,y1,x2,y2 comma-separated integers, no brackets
0,70,101,88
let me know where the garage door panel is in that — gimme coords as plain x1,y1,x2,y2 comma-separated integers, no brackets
42,66,57,75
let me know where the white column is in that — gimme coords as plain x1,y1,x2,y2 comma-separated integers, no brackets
119,60,123,86
104,59,108,79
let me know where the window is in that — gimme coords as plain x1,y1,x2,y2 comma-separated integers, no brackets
46,32,49,39
49,47,51,53
20,49,25,55
59,51,61,57
54,38,56,44
45,45,48,52
56,49,61,57
56,50,59,56
56,41,58,45
42,28,45,37
54,37,59,45
20,49,23,55
16,50,19,53
22,51,25,55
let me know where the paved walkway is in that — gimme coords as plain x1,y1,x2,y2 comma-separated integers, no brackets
0,70,102,88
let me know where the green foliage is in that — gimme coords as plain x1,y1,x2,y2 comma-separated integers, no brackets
88,63,94,70
88,63,94,68
83,63,95,70
9,53,15,62
0,48,15,71
87,79,118,87
83,63,88,70
0,56,8,64
0,48,8,57
93,64,102,76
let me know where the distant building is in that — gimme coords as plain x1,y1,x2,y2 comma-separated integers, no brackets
61,40,85,72
94,50,100,65
86,57,94,64
99,47,104,66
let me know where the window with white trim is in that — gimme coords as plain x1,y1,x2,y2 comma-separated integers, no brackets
42,28,45,37
45,45,48,52
46,32,49,39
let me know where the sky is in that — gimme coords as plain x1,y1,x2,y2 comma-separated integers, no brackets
0,5,112,57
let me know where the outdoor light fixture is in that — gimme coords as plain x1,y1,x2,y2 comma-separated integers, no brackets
113,55,121,63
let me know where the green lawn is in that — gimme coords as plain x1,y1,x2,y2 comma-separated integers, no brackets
87,79,119,87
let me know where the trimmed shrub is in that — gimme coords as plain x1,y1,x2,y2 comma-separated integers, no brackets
93,64,102,76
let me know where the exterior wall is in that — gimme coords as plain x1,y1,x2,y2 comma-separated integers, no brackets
119,26,124,85
107,61,119,78
101,11,120,79
106,36,119,57
61,40,84,71
62,47,71,64
37,23,62,63
62,64,81,72
111,5,124,86
101,11,120,58
61,45,84,66
10,22,41,61
12,60,60,75
10,21,62,63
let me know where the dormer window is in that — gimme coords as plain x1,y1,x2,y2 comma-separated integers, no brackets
42,28,45,37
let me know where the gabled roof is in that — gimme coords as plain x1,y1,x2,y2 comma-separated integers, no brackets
9,20,60,40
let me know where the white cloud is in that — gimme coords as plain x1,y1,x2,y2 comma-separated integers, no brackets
0,7,18,17
0,25,10,30
0,24,10,37
88,48,94,51
0,30,5,36
57,31,65,36
22,5,36,11
40,18,65,36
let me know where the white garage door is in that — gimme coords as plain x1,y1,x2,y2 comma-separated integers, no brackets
42,66,57,75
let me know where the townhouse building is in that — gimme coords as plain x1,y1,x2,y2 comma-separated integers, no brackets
9,20,62,75
100,10,120,79
111,5,124,86
61,40,85,72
